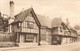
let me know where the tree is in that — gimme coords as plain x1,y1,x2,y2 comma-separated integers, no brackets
74,25,80,30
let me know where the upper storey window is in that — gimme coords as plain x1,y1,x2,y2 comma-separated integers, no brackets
27,21,34,29
25,13,35,29
25,13,35,22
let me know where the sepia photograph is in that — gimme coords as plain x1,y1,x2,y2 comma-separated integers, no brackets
0,0,80,51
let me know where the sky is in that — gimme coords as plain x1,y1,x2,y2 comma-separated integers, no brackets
0,0,80,27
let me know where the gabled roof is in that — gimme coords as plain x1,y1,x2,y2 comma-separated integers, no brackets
70,28,77,33
51,18,71,32
51,18,62,27
11,8,51,28
14,8,32,22
70,28,78,37
11,8,41,27
37,15,51,28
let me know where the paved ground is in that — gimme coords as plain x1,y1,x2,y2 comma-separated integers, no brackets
0,42,80,51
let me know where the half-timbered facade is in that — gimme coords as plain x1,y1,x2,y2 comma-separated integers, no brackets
36,15,52,45
10,8,53,45
70,28,78,43
10,8,41,46
10,7,78,46
0,1,79,47
51,18,71,45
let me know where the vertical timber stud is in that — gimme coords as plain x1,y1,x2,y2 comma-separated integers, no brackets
38,26,41,46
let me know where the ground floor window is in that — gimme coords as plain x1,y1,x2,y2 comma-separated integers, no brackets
26,34,34,42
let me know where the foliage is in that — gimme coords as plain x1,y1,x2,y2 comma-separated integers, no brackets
0,17,8,32
74,25,80,30
0,33,16,42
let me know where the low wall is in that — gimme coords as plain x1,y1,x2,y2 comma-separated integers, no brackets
0,32,17,47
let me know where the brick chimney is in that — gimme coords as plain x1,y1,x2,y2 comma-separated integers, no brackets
10,1,14,18
8,1,14,33
9,1,14,24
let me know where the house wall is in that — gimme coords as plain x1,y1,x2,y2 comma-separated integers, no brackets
11,13,39,43
71,33,77,38
52,27,58,34
12,23,21,32
41,28,46,40
61,37,72,44
77,36,80,42
58,26,64,35
21,13,39,34
46,29,52,44
52,24,71,45
21,22,39,33
40,27,51,45
40,28,47,45
20,13,39,43
58,25,70,36
71,33,77,42
12,12,39,34
52,25,65,35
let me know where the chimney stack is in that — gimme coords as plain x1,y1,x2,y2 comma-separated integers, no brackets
66,18,69,27
10,1,14,18
8,1,14,33
9,1,14,24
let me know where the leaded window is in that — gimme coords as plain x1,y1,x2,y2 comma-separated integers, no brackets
27,21,34,29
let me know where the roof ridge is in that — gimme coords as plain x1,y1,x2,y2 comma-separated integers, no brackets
15,7,33,17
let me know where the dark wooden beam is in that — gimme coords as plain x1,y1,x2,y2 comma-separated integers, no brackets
38,26,41,46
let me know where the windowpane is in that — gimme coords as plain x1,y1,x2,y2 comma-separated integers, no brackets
26,34,34,42
27,22,34,29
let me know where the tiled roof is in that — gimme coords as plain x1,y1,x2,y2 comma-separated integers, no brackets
51,18,62,27
70,28,76,33
70,28,78,37
11,8,41,26
14,8,33,22
12,8,51,28
37,15,51,28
